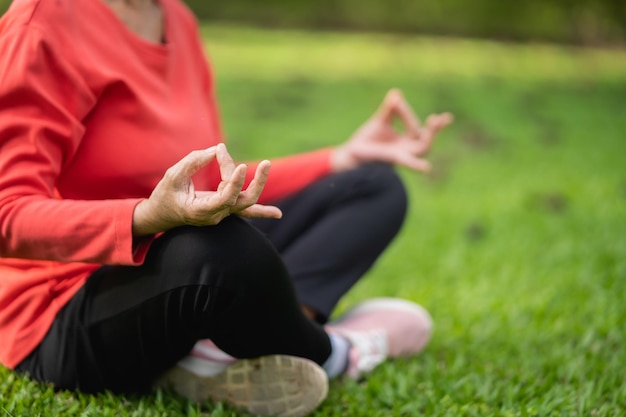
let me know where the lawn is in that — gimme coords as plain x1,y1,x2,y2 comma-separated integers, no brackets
1,24,625,416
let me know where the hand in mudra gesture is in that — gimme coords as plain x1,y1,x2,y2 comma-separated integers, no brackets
332,89,453,173
133,143,281,236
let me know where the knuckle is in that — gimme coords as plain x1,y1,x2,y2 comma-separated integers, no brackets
187,149,204,160
163,166,178,180
222,194,239,206
237,192,258,207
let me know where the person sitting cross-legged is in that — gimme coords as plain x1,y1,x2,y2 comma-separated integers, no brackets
0,0,452,415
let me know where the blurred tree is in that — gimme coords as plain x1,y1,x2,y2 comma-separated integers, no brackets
0,0,623,45
183,0,625,45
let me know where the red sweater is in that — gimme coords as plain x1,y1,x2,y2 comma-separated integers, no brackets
0,0,332,369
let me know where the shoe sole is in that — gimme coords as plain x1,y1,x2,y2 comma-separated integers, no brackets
155,355,328,417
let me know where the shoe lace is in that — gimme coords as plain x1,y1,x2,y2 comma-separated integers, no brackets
345,329,388,377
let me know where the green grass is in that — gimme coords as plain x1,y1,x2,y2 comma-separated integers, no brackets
2,24,626,416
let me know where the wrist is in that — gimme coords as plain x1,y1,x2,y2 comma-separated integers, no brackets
330,145,357,173
132,199,167,236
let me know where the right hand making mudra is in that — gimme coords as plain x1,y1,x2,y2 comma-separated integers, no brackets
133,143,282,236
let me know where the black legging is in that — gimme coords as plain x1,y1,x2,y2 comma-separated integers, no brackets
251,162,408,321
16,163,407,394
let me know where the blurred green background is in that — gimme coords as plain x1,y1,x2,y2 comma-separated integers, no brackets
1,1,626,416
184,0,626,45
1,0,626,45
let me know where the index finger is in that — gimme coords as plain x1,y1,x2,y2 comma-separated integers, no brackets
166,147,217,185
378,89,421,137
216,143,237,182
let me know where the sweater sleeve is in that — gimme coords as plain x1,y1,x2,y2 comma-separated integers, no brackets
245,148,334,205
0,26,146,265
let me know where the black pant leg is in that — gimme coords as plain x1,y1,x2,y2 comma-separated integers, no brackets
16,217,331,394
251,163,408,322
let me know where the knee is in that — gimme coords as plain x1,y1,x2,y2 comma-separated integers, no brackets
150,217,283,284
362,163,408,224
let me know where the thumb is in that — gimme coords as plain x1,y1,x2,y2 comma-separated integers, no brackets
375,88,402,123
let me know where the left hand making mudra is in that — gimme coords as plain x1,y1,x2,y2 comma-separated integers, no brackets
331,89,453,173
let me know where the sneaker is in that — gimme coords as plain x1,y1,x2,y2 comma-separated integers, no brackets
177,339,237,377
326,297,433,379
155,350,328,417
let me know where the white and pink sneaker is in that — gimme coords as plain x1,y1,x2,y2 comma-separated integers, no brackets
155,340,328,417
176,339,237,377
326,297,433,379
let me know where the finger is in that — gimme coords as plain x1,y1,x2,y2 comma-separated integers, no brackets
375,89,399,123
216,143,236,182
391,153,431,172
377,89,421,138
393,91,422,138
237,204,283,219
236,160,271,208
164,147,217,187
418,116,438,150
216,163,247,207
427,112,454,132
416,113,454,154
